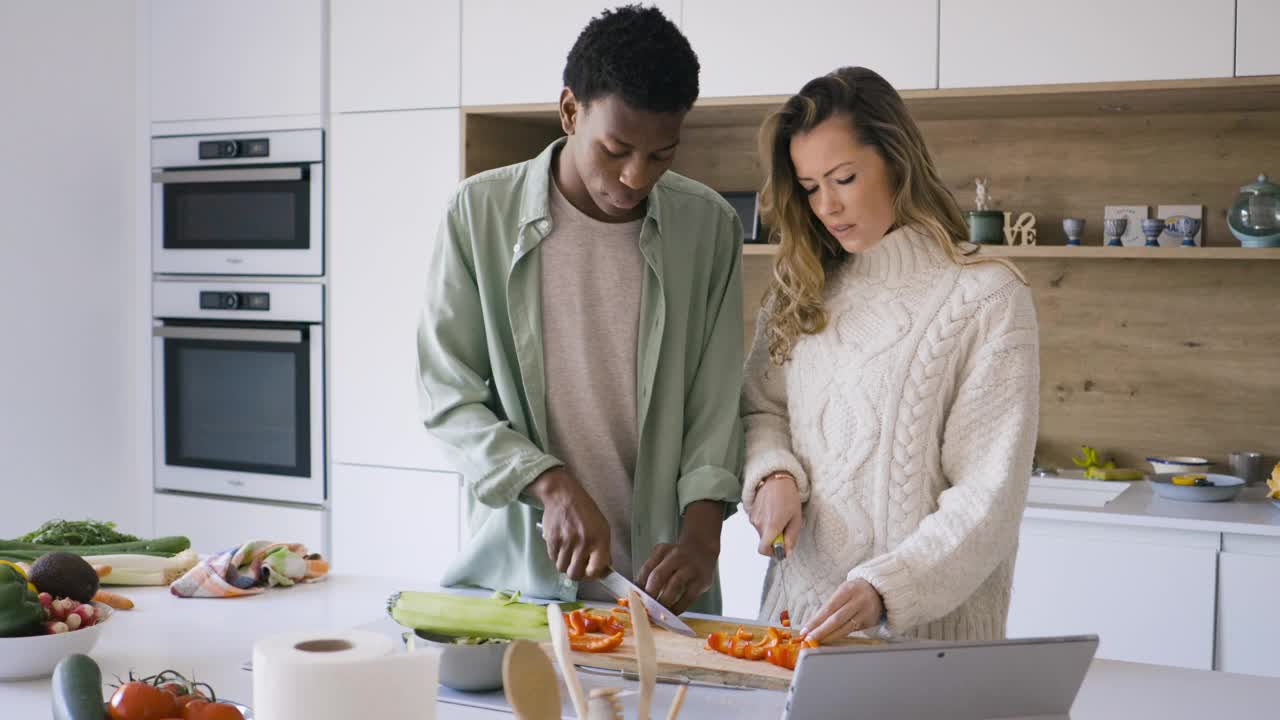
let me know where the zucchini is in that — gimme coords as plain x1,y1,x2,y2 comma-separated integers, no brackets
51,653,106,720
389,591,581,641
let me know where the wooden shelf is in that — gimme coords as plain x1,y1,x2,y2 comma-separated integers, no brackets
742,244,1280,260
971,246,1280,259
464,76,1280,127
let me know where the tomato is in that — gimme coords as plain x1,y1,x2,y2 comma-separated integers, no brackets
109,681,180,720
158,683,186,697
174,693,206,710
188,703,245,720
181,699,210,720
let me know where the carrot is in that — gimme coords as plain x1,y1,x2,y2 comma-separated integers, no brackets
92,565,112,578
93,589,134,610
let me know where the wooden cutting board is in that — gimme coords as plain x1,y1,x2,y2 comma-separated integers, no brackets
549,617,881,691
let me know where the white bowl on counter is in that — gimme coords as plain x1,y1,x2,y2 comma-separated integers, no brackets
0,602,113,681
1147,456,1213,475
405,630,508,692
1148,473,1245,503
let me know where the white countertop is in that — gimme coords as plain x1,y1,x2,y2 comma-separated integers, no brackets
1027,478,1280,537
3,575,1278,719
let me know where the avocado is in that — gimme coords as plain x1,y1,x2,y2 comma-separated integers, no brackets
29,552,99,603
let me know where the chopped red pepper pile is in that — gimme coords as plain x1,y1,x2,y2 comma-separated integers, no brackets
563,607,627,653
704,611,818,670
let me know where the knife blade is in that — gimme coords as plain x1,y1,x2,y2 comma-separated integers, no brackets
595,569,698,638
533,522,699,637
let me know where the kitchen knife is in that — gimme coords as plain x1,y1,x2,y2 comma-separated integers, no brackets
595,569,698,638
533,522,698,637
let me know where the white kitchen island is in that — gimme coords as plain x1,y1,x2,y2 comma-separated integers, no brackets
2,575,1277,719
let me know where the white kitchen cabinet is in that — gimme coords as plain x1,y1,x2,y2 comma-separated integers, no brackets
330,464,462,582
329,108,462,472
1008,518,1219,670
1236,0,1280,77
330,0,460,112
461,1,680,106
940,0,1235,88
1216,533,1280,677
150,0,323,123
683,0,937,97
718,506,770,621
153,492,327,557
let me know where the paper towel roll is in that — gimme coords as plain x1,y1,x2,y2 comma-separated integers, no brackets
253,629,438,720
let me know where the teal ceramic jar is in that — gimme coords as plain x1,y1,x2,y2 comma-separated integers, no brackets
966,210,1005,245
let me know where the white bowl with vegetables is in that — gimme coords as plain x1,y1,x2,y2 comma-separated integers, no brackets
0,600,113,681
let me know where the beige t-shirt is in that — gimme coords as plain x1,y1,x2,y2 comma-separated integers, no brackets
540,176,645,593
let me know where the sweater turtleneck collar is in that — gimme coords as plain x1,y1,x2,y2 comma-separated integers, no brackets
844,224,952,282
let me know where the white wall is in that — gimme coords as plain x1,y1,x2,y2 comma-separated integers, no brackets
0,3,146,537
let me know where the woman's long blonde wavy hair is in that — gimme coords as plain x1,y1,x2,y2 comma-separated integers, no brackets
758,66,1022,366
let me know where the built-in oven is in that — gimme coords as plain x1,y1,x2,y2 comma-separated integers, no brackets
151,129,323,276
152,280,324,505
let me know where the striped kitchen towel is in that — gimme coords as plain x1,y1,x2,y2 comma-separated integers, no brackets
169,540,330,598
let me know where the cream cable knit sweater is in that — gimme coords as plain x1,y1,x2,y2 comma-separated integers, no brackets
741,225,1039,641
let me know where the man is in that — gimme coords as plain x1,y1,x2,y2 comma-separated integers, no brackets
417,5,744,614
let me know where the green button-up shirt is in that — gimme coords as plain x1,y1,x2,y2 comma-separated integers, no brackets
416,139,745,612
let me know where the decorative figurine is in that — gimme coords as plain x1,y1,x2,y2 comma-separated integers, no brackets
1062,217,1086,246
1003,211,1038,245
966,177,1005,244
1103,217,1128,247
975,177,993,211
1141,217,1165,247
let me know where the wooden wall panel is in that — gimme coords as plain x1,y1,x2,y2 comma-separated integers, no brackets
464,102,1280,475
742,253,1280,472
922,111,1280,248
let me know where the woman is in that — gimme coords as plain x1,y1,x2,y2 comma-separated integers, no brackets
742,66,1039,643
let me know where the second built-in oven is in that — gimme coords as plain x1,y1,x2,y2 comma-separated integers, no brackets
152,280,324,505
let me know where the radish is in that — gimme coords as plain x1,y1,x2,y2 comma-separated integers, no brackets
71,603,96,627
44,621,69,635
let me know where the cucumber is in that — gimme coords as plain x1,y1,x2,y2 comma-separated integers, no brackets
388,591,582,641
51,654,106,720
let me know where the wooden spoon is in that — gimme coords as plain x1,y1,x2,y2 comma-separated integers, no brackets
547,603,590,720
503,640,561,720
627,589,657,720
665,684,689,720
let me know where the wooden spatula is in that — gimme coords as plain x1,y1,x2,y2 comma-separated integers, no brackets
504,639,561,720
548,603,590,720
627,589,658,720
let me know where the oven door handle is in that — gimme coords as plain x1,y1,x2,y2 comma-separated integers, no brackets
151,167,303,184
152,326,303,344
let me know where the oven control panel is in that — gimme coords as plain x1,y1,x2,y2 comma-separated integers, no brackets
198,137,270,160
199,291,270,311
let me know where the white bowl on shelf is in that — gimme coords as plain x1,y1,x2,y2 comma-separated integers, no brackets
1147,455,1213,475
0,602,113,681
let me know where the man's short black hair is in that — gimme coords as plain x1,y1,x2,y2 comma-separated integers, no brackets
563,4,699,113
